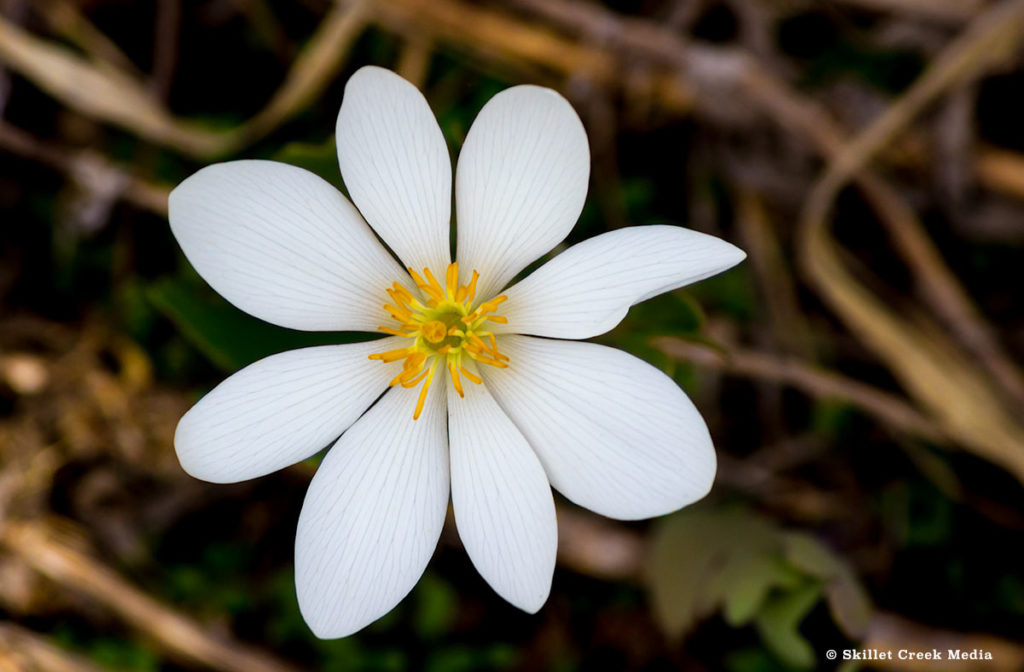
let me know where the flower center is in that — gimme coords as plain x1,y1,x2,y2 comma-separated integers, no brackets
369,262,509,420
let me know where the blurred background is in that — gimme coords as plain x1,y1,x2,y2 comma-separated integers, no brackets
2,0,1024,670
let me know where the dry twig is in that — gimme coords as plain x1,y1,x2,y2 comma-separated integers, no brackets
0,521,305,672
0,622,110,672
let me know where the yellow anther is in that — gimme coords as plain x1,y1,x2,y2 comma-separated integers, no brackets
413,365,435,420
402,366,430,388
459,365,482,385
445,262,459,299
383,303,410,320
368,347,414,363
448,360,464,398
378,326,416,337
465,270,479,303
422,267,446,299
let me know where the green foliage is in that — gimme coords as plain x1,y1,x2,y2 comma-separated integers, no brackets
782,533,872,638
685,263,756,322
51,627,160,671
753,582,822,669
726,647,802,672
802,42,924,94
414,572,459,639
649,509,873,669
147,269,377,371
425,645,519,672
879,482,954,548
273,137,345,191
162,542,253,616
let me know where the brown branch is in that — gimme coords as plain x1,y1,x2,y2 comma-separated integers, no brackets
0,120,170,215
0,622,111,672
0,521,305,672
653,336,948,444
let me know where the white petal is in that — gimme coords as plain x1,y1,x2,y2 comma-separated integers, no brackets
295,382,449,639
481,336,715,521
169,160,405,332
174,339,401,484
455,86,589,300
498,225,746,339
336,66,452,273
448,375,557,613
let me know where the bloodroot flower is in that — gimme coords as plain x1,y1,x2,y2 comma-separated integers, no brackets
169,66,745,638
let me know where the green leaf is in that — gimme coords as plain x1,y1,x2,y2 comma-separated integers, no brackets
721,555,805,626
754,582,822,670
649,510,790,635
783,533,873,638
648,512,723,636
147,272,377,371
648,509,873,661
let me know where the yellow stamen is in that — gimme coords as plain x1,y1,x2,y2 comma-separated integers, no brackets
422,267,446,299
413,365,435,420
401,365,430,388
445,262,459,299
465,270,479,303
459,365,482,385
448,360,464,398
369,265,510,419
378,326,416,337
368,347,413,363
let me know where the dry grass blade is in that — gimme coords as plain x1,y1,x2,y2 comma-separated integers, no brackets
0,16,227,157
36,0,144,78
738,45,1024,409
735,191,814,356
974,147,1024,200
799,0,1024,482
382,0,1024,206
235,0,371,144
371,0,629,100
0,0,368,158
0,522,305,672
0,622,110,672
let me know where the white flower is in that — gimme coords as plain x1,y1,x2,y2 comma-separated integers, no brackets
168,66,745,639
